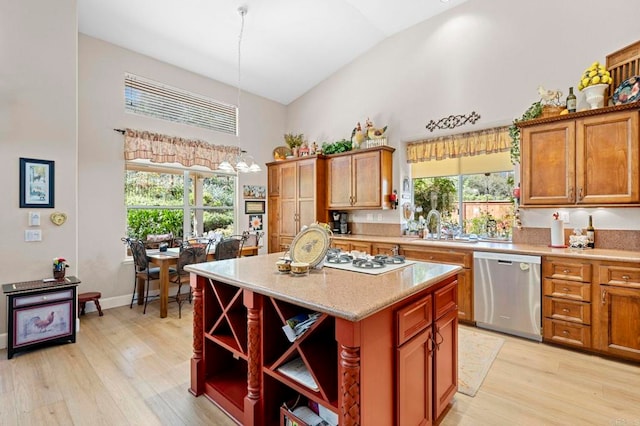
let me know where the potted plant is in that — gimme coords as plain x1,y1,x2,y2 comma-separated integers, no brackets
284,133,304,157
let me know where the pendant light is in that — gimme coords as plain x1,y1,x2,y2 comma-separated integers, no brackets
219,5,261,174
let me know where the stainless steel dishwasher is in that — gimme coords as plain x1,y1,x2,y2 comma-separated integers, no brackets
474,251,542,341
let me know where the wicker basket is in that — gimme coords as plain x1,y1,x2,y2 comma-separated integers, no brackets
540,105,565,118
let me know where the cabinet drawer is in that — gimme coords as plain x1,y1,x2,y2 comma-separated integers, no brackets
401,246,471,268
543,258,591,282
434,280,457,320
543,318,591,348
350,241,372,254
13,289,74,308
543,297,591,324
543,278,591,301
396,295,432,346
599,265,640,287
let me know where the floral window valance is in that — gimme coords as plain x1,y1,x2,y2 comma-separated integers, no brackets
406,126,510,163
123,128,240,170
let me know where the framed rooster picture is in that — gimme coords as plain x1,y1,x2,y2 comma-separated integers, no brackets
13,300,74,348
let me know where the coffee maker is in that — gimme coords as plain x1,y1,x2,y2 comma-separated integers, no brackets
331,211,349,234
331,212,341,233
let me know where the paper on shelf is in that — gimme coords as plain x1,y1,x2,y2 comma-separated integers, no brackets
277,357,319,391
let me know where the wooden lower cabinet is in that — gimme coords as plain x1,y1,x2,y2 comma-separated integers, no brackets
542,257,592,349
190,273,458,426
401,245,473,323
593,263,640,362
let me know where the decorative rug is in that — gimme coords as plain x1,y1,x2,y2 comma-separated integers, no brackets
458,327,505,397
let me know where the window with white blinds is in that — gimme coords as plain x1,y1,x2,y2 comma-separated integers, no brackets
124,73,237,135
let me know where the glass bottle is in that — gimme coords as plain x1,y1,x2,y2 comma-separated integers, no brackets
586,215,595,248
566,87,577,113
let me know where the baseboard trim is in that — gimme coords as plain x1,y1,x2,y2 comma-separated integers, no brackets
0,289,190,350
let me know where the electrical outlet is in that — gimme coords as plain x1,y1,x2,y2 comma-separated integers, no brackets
377,214,383,221
25,229,42,242
366,213,373,221
560,212,570,223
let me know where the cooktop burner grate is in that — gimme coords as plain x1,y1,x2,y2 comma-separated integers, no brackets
373,255,406,265
352,258,386,269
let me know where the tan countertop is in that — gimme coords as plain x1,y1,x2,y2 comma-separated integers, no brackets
185,252,461,322
332,234,640,263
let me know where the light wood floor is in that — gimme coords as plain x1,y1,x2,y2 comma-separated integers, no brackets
1,303,639,426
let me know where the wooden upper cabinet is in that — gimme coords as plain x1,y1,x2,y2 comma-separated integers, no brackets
521,121,575,205
520,104,640,207
268,164,280,196
576,111,639,204
327,146,394,210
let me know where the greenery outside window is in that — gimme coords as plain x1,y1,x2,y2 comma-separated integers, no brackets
125,165,236,242
413,171,515,240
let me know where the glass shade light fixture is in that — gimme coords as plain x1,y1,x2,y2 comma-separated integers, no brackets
219,5,261,174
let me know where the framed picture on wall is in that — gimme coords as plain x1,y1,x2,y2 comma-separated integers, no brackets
245,200,265,214
19,158,55,208
243,185,266,199
249,214,263,231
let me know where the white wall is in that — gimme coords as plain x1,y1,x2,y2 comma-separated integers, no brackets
0,0,77,338
286,0,640,230
77,35,286,308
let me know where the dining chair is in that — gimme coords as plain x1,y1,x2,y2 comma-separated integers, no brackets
122,237,175,314
214,235,247,260
170,244,208,318
242,230,264,248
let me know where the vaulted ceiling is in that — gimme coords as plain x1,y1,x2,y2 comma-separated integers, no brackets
78,0,468,105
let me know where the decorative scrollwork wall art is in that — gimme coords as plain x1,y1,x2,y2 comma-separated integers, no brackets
425,111,481,132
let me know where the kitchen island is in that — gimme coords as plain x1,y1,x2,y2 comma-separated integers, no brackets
185,252,461,426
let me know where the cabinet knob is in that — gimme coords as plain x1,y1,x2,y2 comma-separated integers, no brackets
622,275,630,281
562,269,570,274
42,296,47,301
562,287,570,292
562,330,569,335
569,187,574,201
578,187,583,200
562,308,570,313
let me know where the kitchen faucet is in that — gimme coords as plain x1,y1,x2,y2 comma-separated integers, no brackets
424,208,441,240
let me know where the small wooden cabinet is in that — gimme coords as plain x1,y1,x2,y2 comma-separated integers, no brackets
327,146,394,210
267,157,327,253
542,257,592,348
520,105,640,206
3,277,80,359
593,262,640,362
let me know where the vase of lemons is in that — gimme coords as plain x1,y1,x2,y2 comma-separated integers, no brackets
578,61,612,109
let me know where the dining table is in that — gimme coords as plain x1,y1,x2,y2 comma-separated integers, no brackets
143,245,260,318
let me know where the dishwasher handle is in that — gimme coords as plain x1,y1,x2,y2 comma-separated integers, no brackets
497,260,513,265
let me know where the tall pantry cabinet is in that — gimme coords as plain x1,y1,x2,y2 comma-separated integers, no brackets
267,157,327,253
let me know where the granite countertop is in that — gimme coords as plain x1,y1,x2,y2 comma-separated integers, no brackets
332,234,640,262
185,252,461,322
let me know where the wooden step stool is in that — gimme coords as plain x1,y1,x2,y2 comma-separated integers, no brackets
78,291,103,316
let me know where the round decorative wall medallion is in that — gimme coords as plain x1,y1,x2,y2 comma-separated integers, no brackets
50,212,67,226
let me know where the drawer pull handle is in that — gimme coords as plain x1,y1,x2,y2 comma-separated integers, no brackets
562,287,570,292
602,289,607,305
562,269,570,274
622,275,630,281
562,330,569,335
562,308,570,313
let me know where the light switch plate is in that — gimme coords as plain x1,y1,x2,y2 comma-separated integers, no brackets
560,212,570,223
29,212,40,226
25,229,42,242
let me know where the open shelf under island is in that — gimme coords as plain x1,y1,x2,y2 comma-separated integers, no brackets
185,253,461,426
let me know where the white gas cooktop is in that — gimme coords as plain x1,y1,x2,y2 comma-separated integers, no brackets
323,259,415,275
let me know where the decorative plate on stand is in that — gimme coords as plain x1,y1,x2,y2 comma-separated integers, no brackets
612,76,640,105
289,225,331,267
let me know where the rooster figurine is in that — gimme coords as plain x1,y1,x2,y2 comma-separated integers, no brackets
351,122,365,148
365,118,387,139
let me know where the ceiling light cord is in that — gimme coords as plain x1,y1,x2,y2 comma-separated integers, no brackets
237,6,246,128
